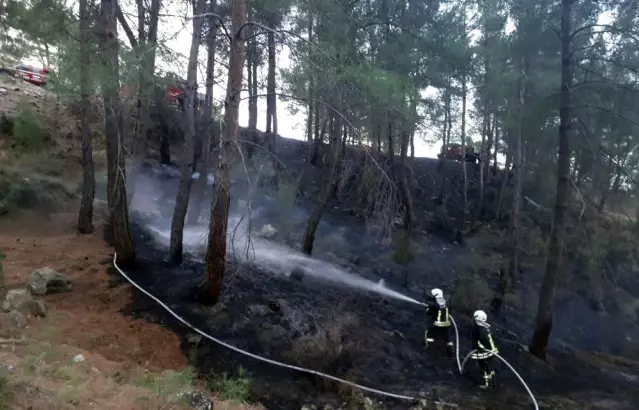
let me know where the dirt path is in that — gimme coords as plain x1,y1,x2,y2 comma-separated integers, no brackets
0,210,262,410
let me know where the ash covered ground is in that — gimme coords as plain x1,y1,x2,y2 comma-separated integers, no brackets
101,153,639,410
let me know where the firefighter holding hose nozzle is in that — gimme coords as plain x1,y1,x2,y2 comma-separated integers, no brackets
424,288,454,357
471,310,499,389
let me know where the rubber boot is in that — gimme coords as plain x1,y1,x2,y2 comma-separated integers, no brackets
479,372,492,389
446,342,454,357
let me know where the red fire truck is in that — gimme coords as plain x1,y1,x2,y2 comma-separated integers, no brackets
14,64,50,86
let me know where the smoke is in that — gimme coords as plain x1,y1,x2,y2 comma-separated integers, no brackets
128,164,423,306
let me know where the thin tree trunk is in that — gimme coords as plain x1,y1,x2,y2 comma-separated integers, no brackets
77,0,95,235
188,0,218,226
387,116,394,163
306,9,314,161
473,111,489,228
530,0,573,359
495,137,511,221
485,113,494,176
302,107,342,255
461,75,468,232
409,132,415,160
203,0,247,305
493,57,527,312
598,161,624,213
169,0,207,263
400,128,414,237
128,0,161,204
493,120,499,174
247,5,257,144
100,0,135,266
266,29,278,182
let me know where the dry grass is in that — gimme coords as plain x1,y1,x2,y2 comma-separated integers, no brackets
288,312,359,372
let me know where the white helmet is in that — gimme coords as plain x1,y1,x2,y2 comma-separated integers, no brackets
431,288,443,298
473,310,487,323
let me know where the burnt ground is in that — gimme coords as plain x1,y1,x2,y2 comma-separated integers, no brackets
109,213,639,410
97,134,639,409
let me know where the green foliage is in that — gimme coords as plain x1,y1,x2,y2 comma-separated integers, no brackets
0,171,38,215
0,249,5,300
134,367,196,401
207,367,251,402
0,371,12,410
392,235,415,266
10,103,49,152
1,0,74,66
451,272,492,315
0,168,76,217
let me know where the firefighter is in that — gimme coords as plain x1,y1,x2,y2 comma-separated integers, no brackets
471,310,499,389
424,288,454,356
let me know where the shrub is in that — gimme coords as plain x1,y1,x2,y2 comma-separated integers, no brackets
207,367,251,402
10,103,50,152
135,366,196,400
288,312,359,373
451,272,492,315
0,172,38,215
0,250,5,299
0,371,13,410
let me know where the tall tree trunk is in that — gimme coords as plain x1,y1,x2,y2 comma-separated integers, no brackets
168,0,207,263
246,5,257,160
306,10,314,161
473,112,489,228
409,132,415,160
302,107,343,255
128,0,161,204
493,57,527,312
188,0,218,226
386,116,394,162
461,75,469,233
77,0,95,235
493,120,499,175
400,127,414,237
530,0,573,359
100,0,135,265
203,0,246,305
266,29,278,183
597,159,624,213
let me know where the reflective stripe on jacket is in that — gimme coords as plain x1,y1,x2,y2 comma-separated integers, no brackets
471,322,498,359
426,299,450,327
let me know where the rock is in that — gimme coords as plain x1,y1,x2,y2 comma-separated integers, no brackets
3,288,32,312
0,312,23,337
186,333,203,345
22,300,47,317
73,354,85,363
178,389,213,410
29,267,72,295
258,224,277,239
0,87,7,95
9,310,26,328
301,405,316,410
248,304,270,316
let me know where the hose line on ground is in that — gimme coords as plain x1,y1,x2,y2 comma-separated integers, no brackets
112,253,458,408
460,350,539,410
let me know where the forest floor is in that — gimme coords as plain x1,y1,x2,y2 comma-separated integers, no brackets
0,208,263,410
